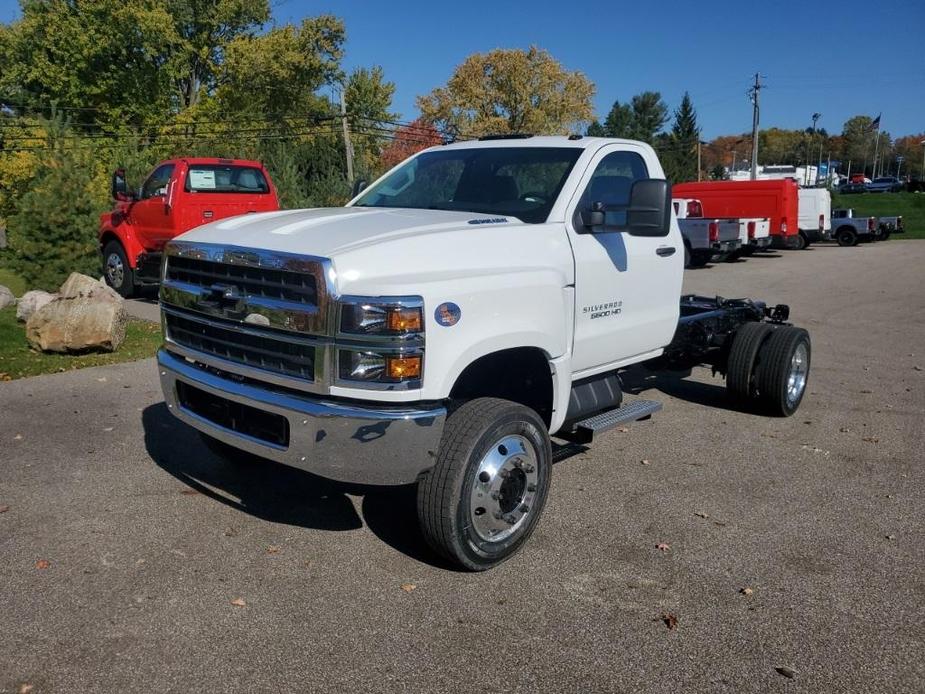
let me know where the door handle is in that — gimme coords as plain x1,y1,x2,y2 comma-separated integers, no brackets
656,247,676,257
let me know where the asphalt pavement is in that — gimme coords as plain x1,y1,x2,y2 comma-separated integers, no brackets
1,241,923,693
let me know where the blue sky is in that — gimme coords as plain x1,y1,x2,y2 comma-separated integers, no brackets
2,0,923,138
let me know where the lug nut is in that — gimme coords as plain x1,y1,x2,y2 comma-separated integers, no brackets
478,471,491,483
519,504,530,513
524,465,535,473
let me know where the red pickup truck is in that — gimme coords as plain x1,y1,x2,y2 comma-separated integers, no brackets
99,158,279,297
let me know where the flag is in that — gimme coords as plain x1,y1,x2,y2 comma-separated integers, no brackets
867,114,881,132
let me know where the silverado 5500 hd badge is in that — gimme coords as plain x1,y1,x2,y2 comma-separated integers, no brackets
583,300,623,320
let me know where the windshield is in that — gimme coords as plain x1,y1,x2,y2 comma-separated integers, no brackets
185,165,270,194
352,147,582,223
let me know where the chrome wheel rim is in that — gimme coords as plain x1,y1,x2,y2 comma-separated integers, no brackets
106,252,124,288
786,343,808,407
469,434,539,543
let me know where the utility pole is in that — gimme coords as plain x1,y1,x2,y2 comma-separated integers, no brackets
697,140,704,181
339,88,355,185
748,73,763,180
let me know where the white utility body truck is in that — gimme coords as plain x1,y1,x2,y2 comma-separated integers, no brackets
673,197,771,261
157,136,811,570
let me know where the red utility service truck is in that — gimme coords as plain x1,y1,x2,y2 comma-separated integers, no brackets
673,179,800,249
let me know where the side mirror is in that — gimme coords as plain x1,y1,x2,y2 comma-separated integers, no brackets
626,179,671,237
351,178,368,198
111,169,135,202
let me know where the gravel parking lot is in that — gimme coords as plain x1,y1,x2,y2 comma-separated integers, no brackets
1,241,923,693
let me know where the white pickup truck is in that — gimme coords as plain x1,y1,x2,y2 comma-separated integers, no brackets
674,198,770,261
157,136,811,570
671,198,740,267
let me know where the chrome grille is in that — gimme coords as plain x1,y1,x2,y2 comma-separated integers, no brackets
165,309,316,381
165,255,317,305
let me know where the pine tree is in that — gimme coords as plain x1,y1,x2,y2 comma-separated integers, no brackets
665,92,700,182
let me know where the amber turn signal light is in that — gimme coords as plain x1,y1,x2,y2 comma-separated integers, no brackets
386,307,423,332
386,355,422,380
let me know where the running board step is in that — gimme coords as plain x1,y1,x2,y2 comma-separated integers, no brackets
561,399,662,444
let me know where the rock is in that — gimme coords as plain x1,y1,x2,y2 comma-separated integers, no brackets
16,290,57,323
58,272,122,305
26,278,126,353
0,285,14,310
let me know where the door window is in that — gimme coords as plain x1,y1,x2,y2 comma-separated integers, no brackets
576,151,649,228
141,164,175,199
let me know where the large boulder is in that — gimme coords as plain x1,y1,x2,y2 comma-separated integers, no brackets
0,284,13,310
58,272,122,305
25,273,126,353
16,290,57,323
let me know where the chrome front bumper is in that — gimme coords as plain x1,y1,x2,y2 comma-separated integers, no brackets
157,349,446,486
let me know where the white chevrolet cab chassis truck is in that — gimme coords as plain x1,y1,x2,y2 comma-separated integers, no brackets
157,136,811,570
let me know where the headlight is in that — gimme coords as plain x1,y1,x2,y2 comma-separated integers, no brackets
339,298,424,335
339,350,423,384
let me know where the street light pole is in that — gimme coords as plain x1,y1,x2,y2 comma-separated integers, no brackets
921,140,925,181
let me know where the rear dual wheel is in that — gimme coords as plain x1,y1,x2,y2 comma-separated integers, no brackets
727,324,811,417
417,398,552,571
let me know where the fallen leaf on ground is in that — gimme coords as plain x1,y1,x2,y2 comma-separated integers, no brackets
694,511,709,519
400,583,416,593
739,587,754,596
859,389,873,394
886,534,896,541
180,489,199,495
640,459,650,465
13,434,23,440
775,666,797,679
0,505,9,513
35,559,50,570
266,545,281,554
97,377,107,382
223,527,238,537
914,365,922,371
839,427,851,433
230,597,246,607
656,543,671,552
617,427,629,433
18,684,34,694
661,613,678,630
862,436,880,443
103,427,114,432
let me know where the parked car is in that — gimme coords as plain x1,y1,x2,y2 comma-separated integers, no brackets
831,208,878,246
797,188,831,249
866,176,903,193
672,198,741,266
673,179,801,249
155,135,812,570
99,158,280,297
838,180,867,194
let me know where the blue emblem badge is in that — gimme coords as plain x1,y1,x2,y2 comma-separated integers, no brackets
435,302,461,327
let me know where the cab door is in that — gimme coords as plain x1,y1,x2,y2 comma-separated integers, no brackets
565,145,683,374
129,163,176,250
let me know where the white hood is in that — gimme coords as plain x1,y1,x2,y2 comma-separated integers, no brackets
177,206,510,257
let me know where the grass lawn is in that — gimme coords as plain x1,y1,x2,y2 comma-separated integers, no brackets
0,307,162,381
831,192,925,239
0,268,28,297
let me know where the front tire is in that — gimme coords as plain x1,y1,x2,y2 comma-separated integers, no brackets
103,240,135,298
417,398,552,571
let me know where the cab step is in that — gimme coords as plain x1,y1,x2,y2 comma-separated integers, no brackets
561,399,662,444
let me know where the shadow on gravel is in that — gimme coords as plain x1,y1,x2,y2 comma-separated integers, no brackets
620,365,756,415
142,403,453,569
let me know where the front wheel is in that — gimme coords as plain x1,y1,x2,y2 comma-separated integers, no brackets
103,240,135,298
417,398,552,571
